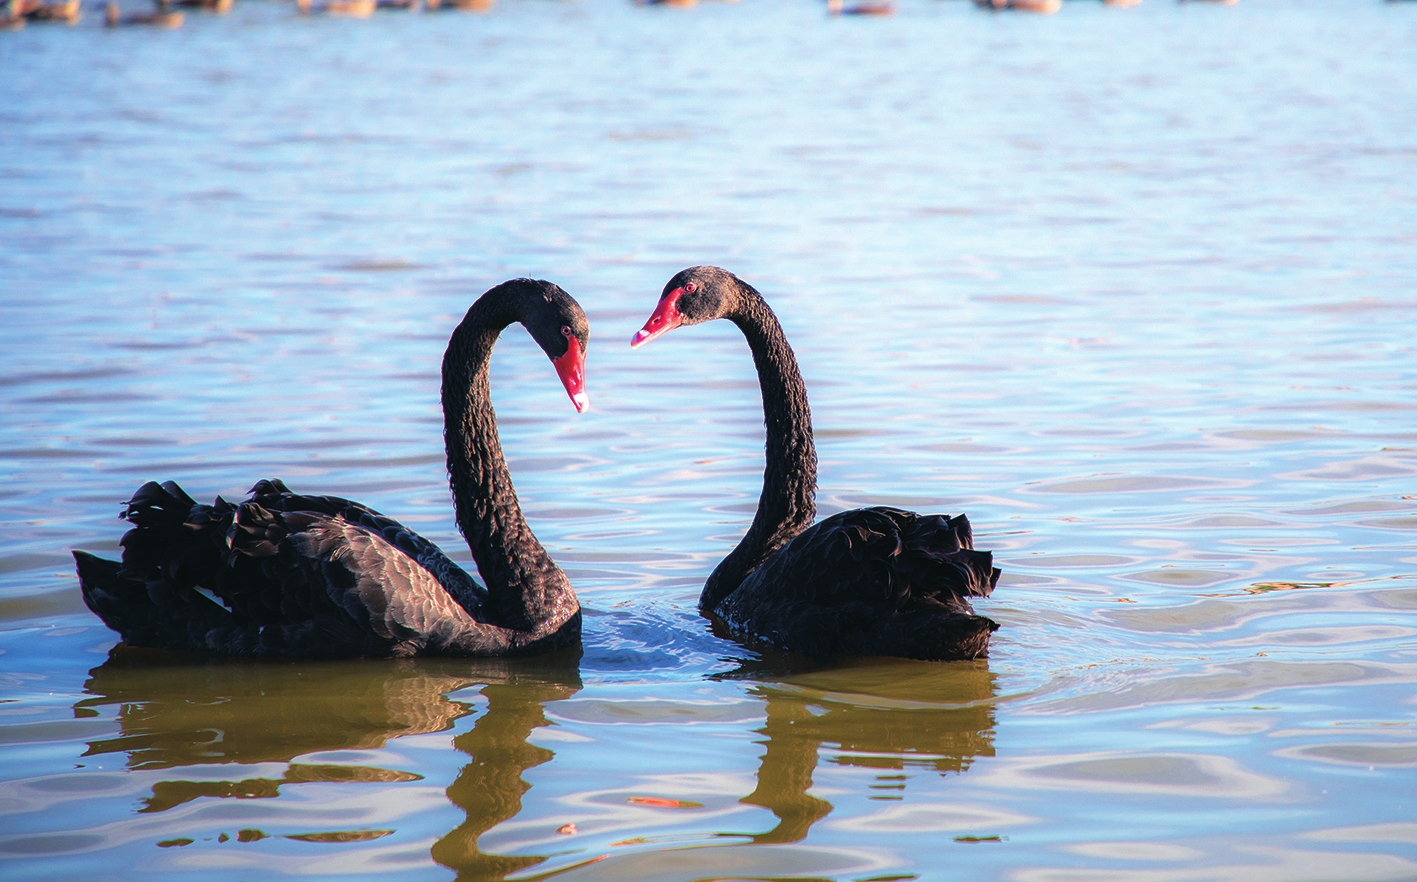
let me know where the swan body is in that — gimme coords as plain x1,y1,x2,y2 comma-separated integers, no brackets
159,0,230,12
429,0,496,11
75,279,589,659
297,0,375,16
974,0,1061,13
105,1,184,25
632,266,999,661
17,0,81,22
827,0,894,16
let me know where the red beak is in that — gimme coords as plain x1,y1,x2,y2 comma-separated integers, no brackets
630,288,684,349
552,335,589,413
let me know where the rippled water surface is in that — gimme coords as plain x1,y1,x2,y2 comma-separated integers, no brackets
3,0,1416,879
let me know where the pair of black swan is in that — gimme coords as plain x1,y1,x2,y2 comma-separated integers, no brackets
74,270,998,661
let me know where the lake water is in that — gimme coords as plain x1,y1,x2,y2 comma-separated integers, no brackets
3,0,1416,879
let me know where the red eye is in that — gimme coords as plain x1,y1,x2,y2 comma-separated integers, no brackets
561,326,573,337
684,282,697,294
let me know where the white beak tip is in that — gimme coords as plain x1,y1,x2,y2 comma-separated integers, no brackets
572,392,590,413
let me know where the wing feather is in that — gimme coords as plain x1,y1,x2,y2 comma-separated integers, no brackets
86,479,498,657
714,506,1000,660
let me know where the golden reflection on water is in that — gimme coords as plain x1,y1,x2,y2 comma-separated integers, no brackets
68,651,1004,880
735,659,996,845
79,648,479,771
538,658,1001,880
77,647,588,878
433,674,582,880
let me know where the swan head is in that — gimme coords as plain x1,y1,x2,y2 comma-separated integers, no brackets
515,279,591,414
631,265,738,348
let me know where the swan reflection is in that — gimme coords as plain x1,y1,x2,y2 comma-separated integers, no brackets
431,671,582,879
76,645,582,878
74,648,996,878
731,656,997,845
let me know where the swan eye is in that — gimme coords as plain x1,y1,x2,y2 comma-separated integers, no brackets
683,282,698,294
561,326,573,337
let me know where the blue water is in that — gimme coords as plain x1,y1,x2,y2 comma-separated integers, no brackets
2,0,1416,879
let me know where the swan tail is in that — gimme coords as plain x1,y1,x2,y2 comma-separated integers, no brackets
901,512,1001,599
121,480,200,527
247,477,293,500
74,548,242,651
76,526,372,657
118,480,239,592
74,549,130,625
917,547,999,600
72,480,257,651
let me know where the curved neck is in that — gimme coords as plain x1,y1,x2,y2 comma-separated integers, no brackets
442,292,572,632
700,281,817,610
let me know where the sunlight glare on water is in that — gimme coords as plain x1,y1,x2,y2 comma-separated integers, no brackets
1,0,1416,879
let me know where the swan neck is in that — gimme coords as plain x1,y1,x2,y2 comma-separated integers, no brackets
700,282,817,611
443,293,572,632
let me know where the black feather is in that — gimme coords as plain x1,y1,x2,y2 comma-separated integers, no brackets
73,280,586,658
648,267,1002,661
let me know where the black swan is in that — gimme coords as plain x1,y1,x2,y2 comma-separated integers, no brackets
827,0,895,16
104,1,184,26
15,0,81,23
73,278,589,659
631,266,1000,660
295,0,375,17
973,0,1062,13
